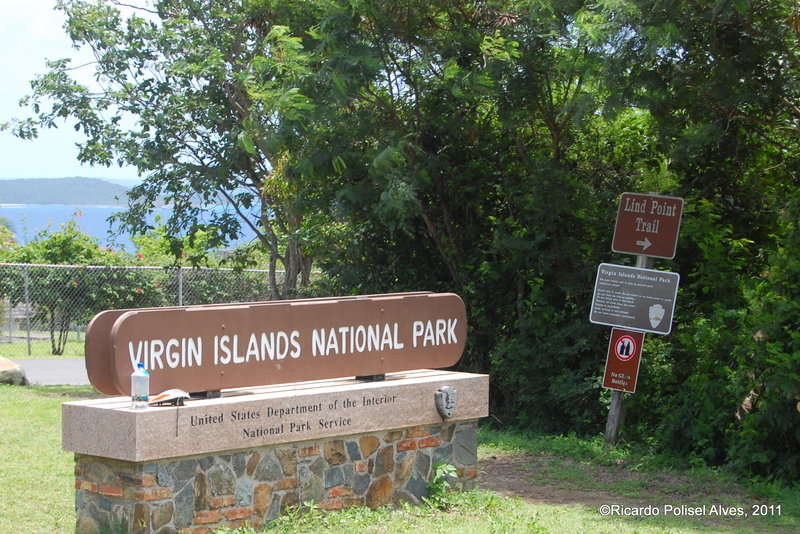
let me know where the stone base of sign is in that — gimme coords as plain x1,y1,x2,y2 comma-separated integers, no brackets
65,370,487,533
74,421,479,534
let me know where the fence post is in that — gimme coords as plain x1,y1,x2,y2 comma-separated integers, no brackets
24,264,31,357
6,297,11,344
178,268,184,306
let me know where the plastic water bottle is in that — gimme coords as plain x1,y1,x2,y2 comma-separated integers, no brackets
131,363,150,410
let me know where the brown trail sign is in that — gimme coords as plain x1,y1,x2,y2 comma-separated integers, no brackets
612,192,684,259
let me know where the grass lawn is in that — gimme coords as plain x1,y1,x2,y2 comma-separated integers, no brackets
0,385,103,534
1,385,798,533
0,334,85,359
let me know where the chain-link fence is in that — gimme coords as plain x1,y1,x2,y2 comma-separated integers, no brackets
0,263,282,358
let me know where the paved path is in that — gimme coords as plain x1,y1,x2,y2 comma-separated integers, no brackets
15,358,90,386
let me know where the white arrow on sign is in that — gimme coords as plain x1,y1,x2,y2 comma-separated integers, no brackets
636,237,651,251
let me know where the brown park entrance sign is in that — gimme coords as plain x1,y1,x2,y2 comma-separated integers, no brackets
85,292,467,396
612,192,684,259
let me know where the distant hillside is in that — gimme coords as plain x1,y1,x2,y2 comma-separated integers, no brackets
0,177,130,206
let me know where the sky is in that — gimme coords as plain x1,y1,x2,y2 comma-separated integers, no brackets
0,0,140,183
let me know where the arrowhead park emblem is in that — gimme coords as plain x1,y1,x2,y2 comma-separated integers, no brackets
434,386,458,419
649,304,665,328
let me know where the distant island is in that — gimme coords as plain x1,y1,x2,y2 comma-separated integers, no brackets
0,177,130,206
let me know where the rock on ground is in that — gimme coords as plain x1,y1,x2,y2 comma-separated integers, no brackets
0,356,29,385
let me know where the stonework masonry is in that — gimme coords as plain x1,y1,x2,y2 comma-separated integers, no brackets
74,421,479,534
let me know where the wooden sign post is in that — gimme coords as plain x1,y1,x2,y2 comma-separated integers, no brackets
595,192,684,445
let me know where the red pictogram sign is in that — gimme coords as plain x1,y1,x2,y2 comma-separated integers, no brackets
603,328,645,393
614,335,637,362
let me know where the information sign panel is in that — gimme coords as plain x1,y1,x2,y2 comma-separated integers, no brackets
590,263,679,335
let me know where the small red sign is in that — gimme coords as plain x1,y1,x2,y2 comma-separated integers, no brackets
603,328,645,393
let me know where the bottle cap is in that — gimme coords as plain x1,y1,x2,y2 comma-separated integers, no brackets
137,363,145,369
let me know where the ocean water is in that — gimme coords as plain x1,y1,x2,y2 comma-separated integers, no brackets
0,204,254,252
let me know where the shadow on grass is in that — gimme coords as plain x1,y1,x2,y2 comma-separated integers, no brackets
25,384,105,399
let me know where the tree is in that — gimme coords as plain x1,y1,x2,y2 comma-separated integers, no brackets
269,0,639,429
0,217,163,354
583,0,800,475
0,217,15,248
7,0,800,481
3,0,318,299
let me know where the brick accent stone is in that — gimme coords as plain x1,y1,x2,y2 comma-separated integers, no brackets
209,496,236,509
406,427,430,438
75,479,98,493
117,473,157,487
133,488,173,501
396,439,417,451
193,510,221,524
223,507,252,521
326,485,353,498
99,484,124,498
418,436,442,449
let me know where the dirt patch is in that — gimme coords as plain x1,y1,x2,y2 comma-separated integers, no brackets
476,451,780,532
478,452,617,508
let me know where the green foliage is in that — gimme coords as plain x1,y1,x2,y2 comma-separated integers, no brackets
0,216,157,355
5,0,800,483
234,490,549,534
724,190,800,481
0,215,15,249
4,0,319,298
424,462,458,510
289,0,800,482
